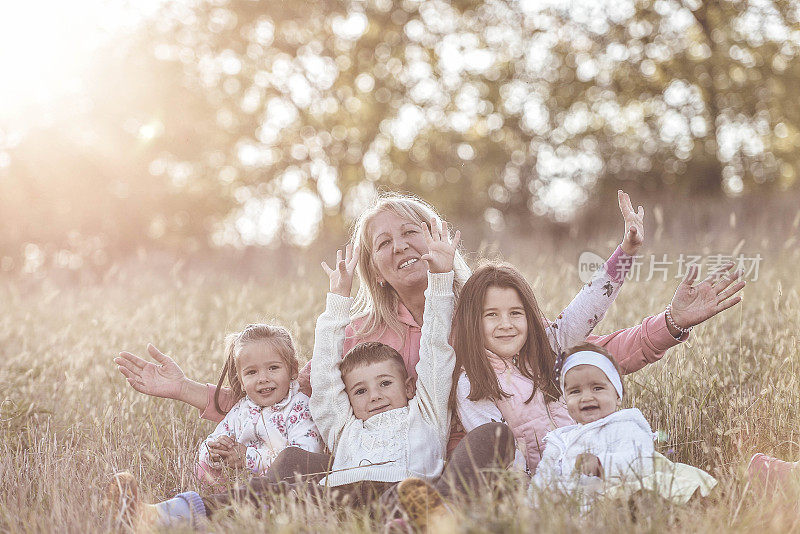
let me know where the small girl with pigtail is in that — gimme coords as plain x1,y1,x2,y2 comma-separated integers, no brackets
195,323,323,486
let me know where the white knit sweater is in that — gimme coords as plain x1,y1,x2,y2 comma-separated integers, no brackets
309,271,455,487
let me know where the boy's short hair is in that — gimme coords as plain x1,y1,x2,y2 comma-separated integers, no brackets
340,342,408,380
561,342,625,396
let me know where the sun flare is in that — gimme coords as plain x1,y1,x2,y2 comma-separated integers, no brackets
0,0,162,126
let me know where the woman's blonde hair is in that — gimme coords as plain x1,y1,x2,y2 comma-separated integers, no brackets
213,323,299,413
351,192,471,343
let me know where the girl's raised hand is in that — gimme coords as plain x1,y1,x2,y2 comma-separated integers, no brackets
669,262,745,331
618,190,644,256
321,243,360,297
421,217,461,274
115,344,186,399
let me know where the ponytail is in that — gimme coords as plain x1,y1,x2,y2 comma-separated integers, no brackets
214,332,244,415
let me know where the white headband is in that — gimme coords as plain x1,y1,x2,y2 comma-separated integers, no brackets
560,350,623,399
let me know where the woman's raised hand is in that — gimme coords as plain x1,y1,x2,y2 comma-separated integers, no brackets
618,190,644,256
669,262,745,331
421,217,461,274
115,344,187,399
321,243,360,297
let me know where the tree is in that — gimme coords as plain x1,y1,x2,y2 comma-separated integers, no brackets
2,0,798,263
529,0,800,196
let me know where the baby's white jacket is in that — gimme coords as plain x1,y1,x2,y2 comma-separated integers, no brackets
198,381,324,474
309,271,455,487
531,408,655,492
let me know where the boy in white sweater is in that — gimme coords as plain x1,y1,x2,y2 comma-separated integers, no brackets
309,229,457,490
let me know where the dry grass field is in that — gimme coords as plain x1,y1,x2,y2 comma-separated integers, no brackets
1,220,799,532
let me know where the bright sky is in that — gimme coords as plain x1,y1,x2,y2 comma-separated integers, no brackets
0,0,163,126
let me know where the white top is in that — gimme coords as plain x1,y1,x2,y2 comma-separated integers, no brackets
198,381,324,474
309,271,456,487
531,408,655,492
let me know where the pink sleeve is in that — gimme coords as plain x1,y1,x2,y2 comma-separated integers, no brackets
586,311,689,375
198,385,237,422
194,460,228,492
297,322,359,398
603,245,633,283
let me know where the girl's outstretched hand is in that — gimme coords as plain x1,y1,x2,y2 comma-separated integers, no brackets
321,243,360,297
669,262,745,331
421,217,461,274
618,190,644,256
115,344,186,399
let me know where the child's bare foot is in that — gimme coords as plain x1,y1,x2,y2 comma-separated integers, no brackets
102,472,159,531
397,477,455,533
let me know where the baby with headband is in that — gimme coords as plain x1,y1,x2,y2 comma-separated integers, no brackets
531,342,715,505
